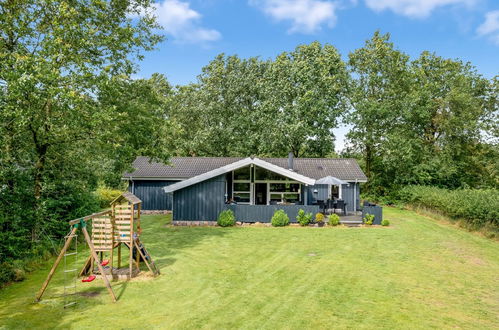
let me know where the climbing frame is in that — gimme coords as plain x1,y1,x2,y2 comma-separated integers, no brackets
36,192,159,304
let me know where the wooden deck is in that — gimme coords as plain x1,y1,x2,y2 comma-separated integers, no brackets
93,266,140,280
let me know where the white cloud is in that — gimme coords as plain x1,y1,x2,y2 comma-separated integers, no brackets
477,10,499,45
145,0,221,43
250,0,338,34
364,0,476,19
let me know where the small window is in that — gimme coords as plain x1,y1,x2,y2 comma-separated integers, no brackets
254,166,288,181
234,166,251,180
234,182,250,191
234,192,250,203
270,183,300,192
283,194,299,203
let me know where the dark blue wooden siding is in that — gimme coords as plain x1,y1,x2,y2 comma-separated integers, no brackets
173,175,226,221
225,204,320,223
341,183,360,212
304,184,329,204
129,180,178,210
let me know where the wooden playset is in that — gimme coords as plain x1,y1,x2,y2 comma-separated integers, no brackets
35,192,159,304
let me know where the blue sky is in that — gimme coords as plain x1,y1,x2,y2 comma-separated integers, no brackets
135,0,499,150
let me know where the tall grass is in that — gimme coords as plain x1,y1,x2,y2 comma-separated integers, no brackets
397,186,499,231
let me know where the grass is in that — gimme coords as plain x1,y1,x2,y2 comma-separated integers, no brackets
0,208,498,329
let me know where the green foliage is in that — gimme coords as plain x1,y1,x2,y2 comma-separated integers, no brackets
217,210,236,227
345,31,497,193
363,213,375,225
95,187,123,209
315,213,325,223
296,209,313,226
271,210,290,227
381,219,390,226
0,0,163,284
168,42,349,157
398,186,499,230
328,214,340,226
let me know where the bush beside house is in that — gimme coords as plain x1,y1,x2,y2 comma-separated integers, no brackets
296,209,313,226
271,210,289,227
217,210,236,227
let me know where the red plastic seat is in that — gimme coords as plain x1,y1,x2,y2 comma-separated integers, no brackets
101,260,109,266
82,275,96,283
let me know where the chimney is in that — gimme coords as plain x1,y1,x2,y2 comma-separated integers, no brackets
288,151,294,171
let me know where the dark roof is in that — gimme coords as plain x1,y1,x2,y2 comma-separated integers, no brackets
123,156,367,182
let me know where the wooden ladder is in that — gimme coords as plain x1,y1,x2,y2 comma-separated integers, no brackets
134,238,160,276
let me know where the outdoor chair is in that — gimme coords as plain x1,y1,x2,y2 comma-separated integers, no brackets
336,200,347,216
317,200,326,214
326,199,335,214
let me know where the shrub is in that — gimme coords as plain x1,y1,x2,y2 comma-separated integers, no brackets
271,210,289,227
328,214,340,226
381,219,390,226
363,213,374,225
217,209,236,227
315,213,325,223
296,209,313,226
95,187,123,208
0,262,16,286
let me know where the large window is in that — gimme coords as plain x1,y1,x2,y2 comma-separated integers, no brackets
233,166,251,204
269,183,300,204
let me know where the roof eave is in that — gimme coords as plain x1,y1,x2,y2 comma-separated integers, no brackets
164,157,316,193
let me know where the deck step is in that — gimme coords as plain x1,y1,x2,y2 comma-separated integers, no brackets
340,220,363,227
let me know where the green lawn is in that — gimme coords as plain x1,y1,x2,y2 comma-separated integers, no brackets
0,208,498,329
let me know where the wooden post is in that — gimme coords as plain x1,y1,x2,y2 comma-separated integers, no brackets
35,226,78,302
129,203,133,279
110,212,114,274
118,244,121,268
81,226,117,302
136,203,141,235
135,206,140,267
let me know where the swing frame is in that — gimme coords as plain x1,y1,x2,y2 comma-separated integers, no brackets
35,211,117,302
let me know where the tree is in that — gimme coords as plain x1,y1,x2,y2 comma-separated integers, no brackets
262,42,349,157
0,0,163,251
401,52,493,188
346,31,411,190
97,74,174,186
168,43,349,158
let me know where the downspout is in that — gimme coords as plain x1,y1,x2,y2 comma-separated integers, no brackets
130,177,135,195
354,179,357,215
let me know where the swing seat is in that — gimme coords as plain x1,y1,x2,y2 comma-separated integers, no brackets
101,260,109,266
82,275,96,283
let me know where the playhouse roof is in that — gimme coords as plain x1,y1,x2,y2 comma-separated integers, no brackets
111,191,142,205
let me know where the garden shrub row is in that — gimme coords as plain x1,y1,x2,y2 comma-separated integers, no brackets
218,209,343,227
397,186,499,229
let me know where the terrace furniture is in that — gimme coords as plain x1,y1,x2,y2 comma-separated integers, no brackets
335,200,347,216
326,199,335,214
316,200,326,214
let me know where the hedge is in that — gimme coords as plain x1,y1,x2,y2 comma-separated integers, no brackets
397,186,499,230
